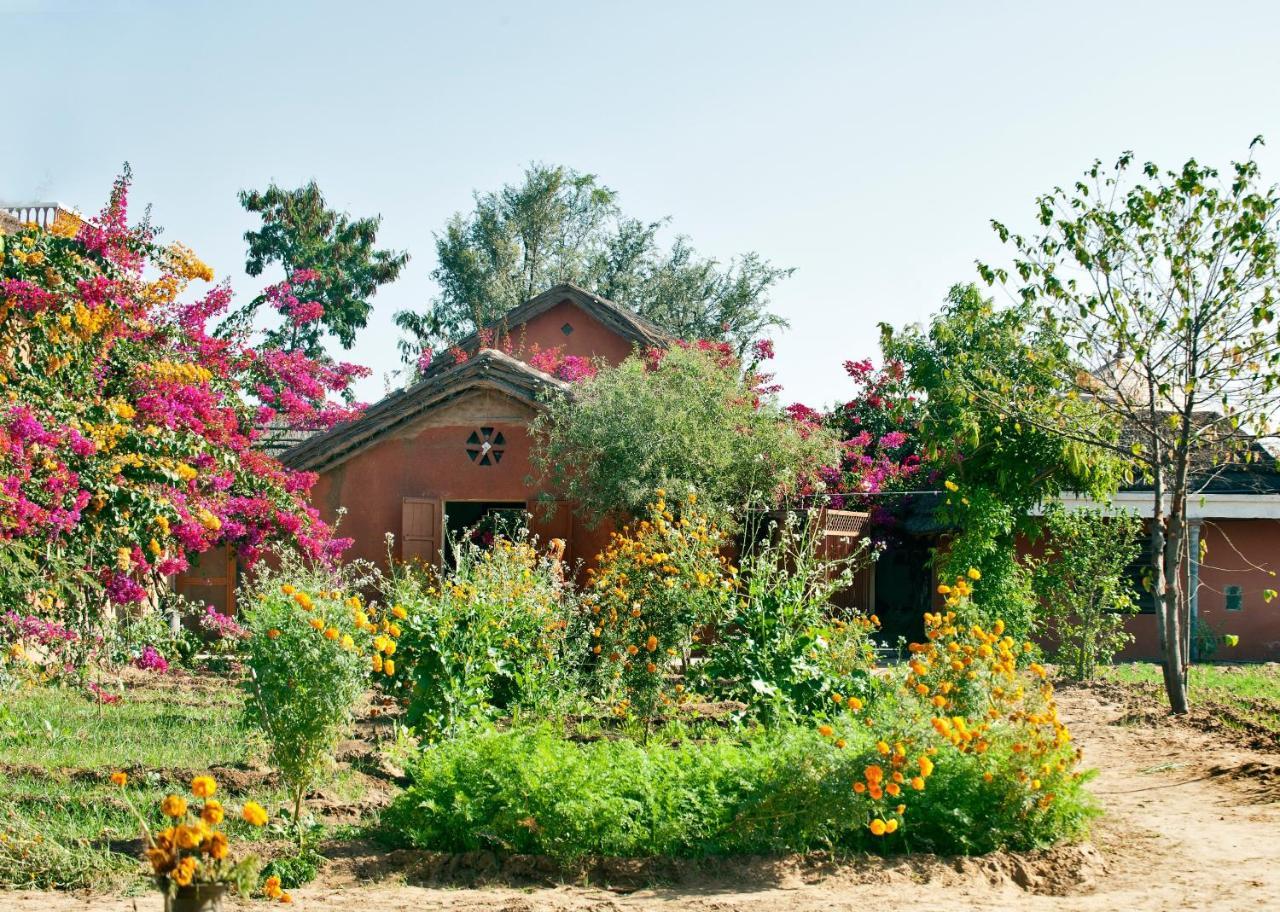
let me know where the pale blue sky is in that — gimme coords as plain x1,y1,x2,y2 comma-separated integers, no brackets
4,0,1279,407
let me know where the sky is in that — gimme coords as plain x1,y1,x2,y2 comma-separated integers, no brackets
4,0,1280,408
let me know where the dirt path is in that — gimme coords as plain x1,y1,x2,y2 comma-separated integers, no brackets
5,684,1279,911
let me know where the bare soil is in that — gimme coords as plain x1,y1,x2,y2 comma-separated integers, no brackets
4,682,1278,911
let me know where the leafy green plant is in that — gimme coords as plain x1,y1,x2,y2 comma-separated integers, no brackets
1033,505,1142,680
385,530,579,740
240,554,383,840
260,847,325,889
696,512,878,721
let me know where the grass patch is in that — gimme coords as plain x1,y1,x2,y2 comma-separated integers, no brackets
0,674,361,890
1100,662,1280,741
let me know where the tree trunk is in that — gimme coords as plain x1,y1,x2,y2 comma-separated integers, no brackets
1150,467,1189,714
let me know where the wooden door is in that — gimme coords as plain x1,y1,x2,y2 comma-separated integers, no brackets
176,545,237,616
402,497,442,567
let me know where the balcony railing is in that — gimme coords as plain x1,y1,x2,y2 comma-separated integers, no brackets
2,202,80,231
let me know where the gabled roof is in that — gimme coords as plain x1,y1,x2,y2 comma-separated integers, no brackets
423,283,673,377
281,349,569,472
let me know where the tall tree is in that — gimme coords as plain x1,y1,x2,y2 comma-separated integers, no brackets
969,143,1280,713
394,163,791,359
224,181,409,356
882,284,1122,638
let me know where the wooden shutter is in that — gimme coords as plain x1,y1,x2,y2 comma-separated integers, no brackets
175,545,237,616
402,497,441,567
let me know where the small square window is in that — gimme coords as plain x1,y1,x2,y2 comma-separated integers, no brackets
561,322,574,336
1225,585,1244,611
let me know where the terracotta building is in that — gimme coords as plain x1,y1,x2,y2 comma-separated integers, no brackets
279,284,673,573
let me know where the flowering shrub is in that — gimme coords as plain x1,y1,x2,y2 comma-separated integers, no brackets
0,610,80,684
111,771,284,902
812,570,1093,849
0,171,362,629
585,493,735,723
240,558,387,834
386,530,577,739
132,645,170,674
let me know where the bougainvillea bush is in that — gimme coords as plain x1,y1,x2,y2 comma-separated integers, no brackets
0,172,363,635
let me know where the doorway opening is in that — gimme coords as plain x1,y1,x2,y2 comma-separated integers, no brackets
443,501,527,563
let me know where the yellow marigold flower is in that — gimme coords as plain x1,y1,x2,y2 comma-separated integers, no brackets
885,818,899,834
341,634,354,650
161,794,188,818
190,776,217,799
201,800,224,825
944,479,959,492
110,771,128,787
241,801,269,827
391,605,407,620
309,617,324,631
294,592,313,610
372,654,383,672
175,825,203,850
910,776,925,790
281,584,296,595
869,818,887,836
876,740,890,755
383,659,395,676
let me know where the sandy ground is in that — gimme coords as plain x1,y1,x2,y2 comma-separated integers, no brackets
3,683,1278,911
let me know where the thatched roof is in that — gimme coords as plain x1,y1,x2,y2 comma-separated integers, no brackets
281,349,568,472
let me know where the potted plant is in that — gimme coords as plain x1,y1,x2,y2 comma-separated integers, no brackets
112,771,292,909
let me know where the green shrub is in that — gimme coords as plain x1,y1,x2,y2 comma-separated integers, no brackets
385,531,579,740
530,344,840,527
1033,505,1142,680
696,512,877,722
240,554,383,836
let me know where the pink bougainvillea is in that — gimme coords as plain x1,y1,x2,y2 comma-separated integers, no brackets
0,172,363,613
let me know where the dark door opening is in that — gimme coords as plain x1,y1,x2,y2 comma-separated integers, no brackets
873,538,933,647
443,501,527,563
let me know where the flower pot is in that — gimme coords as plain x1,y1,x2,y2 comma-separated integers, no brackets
164,883,228,912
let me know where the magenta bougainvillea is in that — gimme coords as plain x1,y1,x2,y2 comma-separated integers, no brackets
0,172,365,614
787,358,924,516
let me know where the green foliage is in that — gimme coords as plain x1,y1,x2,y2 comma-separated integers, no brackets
695,513,879,722
585,496,735,724
936,487,1039,640
230,180,409,354
1033,506,1142,680
385,531,580,741
260,847,324,889
979,144,1280,712
240,556,378,831
394,162,791,354
380,713,1095,862
883,283,1122,638
531,345,840,526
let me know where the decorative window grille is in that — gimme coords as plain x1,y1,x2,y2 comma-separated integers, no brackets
466,427,506,466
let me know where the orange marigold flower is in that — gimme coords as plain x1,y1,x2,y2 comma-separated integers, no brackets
645,635,658,652
263,875,283,899
190,776,217,799
885,818,899,834
818,724,834,737
173,856,198,887
201,800,224,826
161,794,187,818
206,830,229,860
110,771,128,787
869,818,887,836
